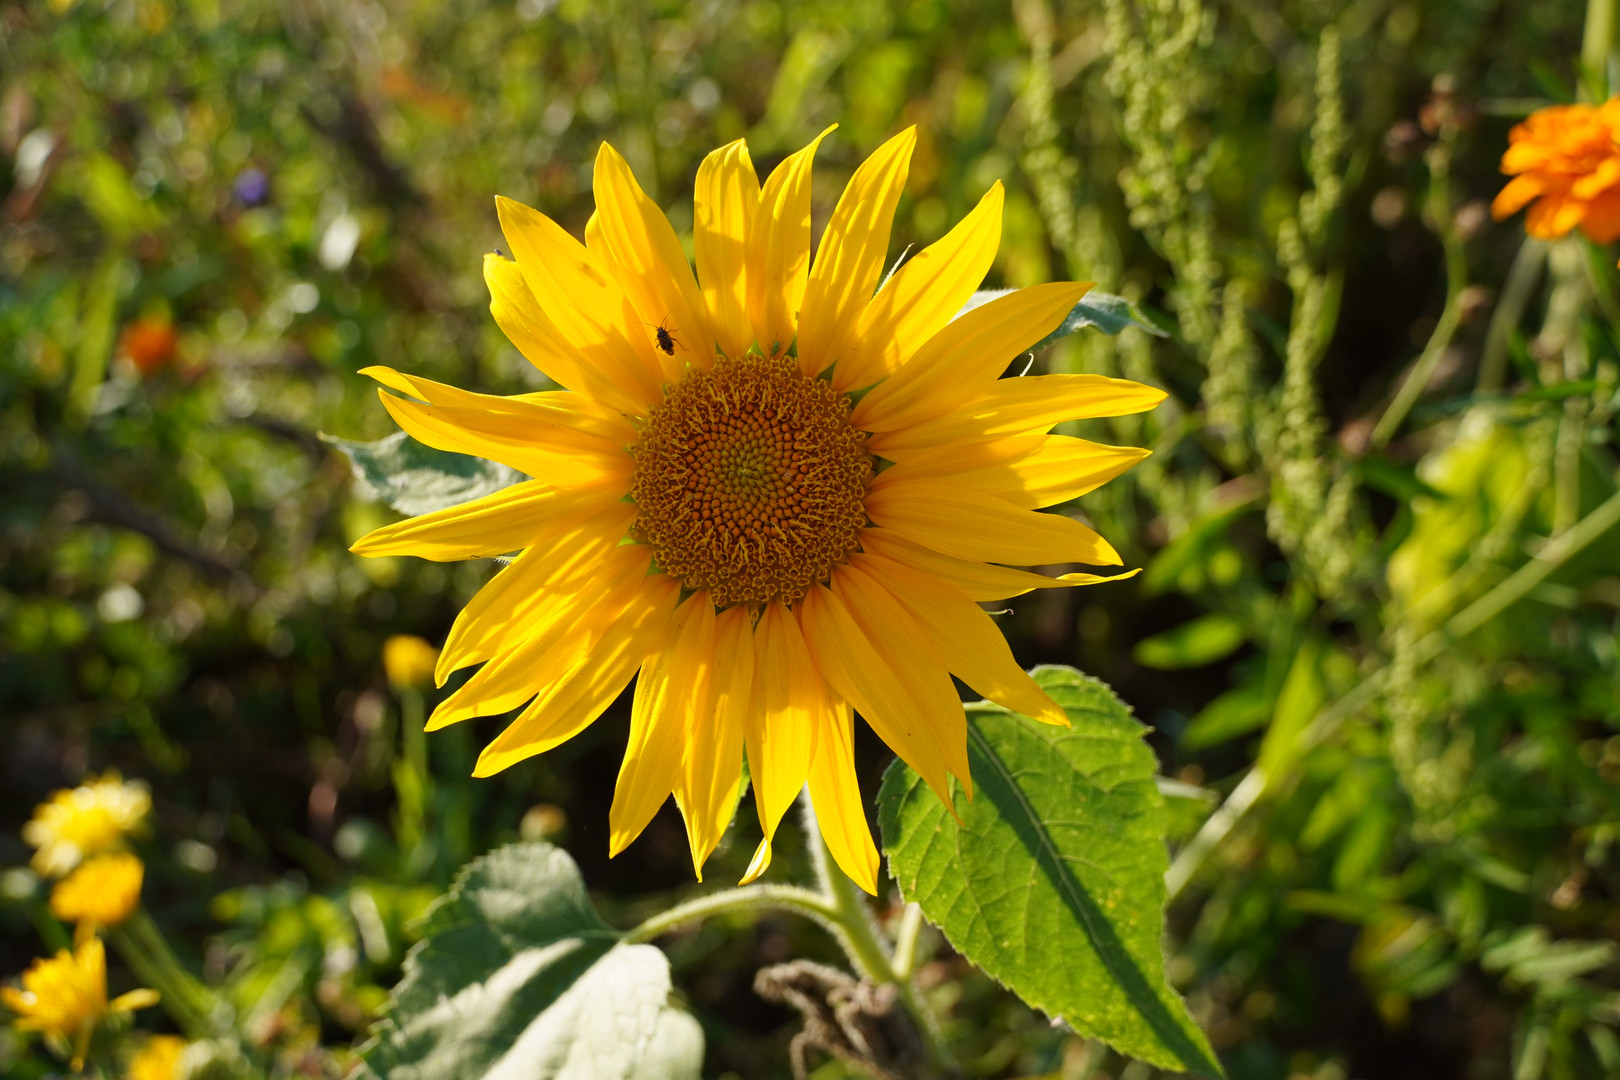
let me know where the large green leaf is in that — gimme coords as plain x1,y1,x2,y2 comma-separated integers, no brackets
360,842,701,1080
878,666,1222,1078
323,431,523,517
957,288,1169,345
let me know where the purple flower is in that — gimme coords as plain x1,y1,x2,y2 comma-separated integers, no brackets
233,168,270,207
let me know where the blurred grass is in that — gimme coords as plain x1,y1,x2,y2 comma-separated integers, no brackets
3,0,1619,1078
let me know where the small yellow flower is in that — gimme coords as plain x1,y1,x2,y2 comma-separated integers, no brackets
383,634,440,693
352,129,1160,892
1493,100,1620,242
127,1034,186,1080
0,937,159,1071
23,772,152,878
50,853,144,928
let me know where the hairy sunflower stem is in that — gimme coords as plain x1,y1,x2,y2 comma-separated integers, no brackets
891,902,926,979
803,797,957,1073
622,884,840,944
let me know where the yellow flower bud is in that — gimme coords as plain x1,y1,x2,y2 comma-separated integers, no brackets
128,1034,187,1080
383,634,439,693
49,853,144,928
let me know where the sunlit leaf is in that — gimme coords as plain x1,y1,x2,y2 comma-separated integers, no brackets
360,842,700,1080
878,666,1223,1078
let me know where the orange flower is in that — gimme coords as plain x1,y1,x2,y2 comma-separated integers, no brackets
1493,100,1620,242
118,316,178,377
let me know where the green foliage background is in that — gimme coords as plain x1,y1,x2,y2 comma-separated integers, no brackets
3,0,1619,1077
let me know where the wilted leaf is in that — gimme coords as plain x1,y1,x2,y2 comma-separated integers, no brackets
878,666,1223,1078
323,431,524,518
958,288,1168,346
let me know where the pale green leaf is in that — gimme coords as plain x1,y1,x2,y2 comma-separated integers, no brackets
361,842,701,1080
877,666,1222,1078
322,431,524,517
957,288,1169,344
1132,613,1247,670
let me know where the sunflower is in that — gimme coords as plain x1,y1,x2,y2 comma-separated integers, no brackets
1,936,159,1071
1492,99,1620,242
351,127,1162,893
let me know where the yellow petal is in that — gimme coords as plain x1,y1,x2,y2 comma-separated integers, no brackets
851,551,1066,726
110,988,161,1013
747,601,821,848
681,605,752,878
365,368,632,475
611,592,718,857
798,578,965,810
592,143,717,373
859,527,1138,601
436,504,636,682
484,254,645,413
472,571,680,777
695,139,761,359
748,125,835,358
739,836,774,885
864,479,1122,567
362,365,635,441
868,373,1168,459
807,699,880,895
797,127,916,377
871,434,1150,510
495,196,663,408
350,479,623,561
375,390,634,486
851,282,1091,432
835,182,1004,392
429,544,651,729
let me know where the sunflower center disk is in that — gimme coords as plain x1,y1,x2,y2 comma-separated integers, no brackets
630,354,872,607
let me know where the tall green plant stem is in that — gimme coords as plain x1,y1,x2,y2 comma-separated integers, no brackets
1372,144,1465,447
109,911,220,1039
1168,485,1620,899
1584,0,1617,99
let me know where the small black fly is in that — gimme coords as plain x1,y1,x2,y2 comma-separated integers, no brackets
648,317,684,356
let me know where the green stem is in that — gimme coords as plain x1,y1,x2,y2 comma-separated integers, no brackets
1372,146,1466,447
623,885,840,944
1478,239,1546,394
1443,486,1620,638
803,799,956,1073
108,914,215,1039
1583,0,1618,100
398,689,428,854
891,902,926,980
